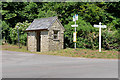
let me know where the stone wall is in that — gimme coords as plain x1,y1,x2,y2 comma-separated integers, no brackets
40,31,49,52
48,20,64,51
27,31,37,52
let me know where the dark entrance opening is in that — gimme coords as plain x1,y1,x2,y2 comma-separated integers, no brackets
37,32,41,52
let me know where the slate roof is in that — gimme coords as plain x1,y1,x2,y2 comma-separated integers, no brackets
26,16,58,31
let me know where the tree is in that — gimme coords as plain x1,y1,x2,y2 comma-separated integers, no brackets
9,21,31,45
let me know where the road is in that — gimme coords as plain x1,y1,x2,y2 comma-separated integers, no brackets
2,50,118,78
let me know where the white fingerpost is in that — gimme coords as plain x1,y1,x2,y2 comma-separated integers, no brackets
94,22,107,52
71,14,78,49
99,22,101,52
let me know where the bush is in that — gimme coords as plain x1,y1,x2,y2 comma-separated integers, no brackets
102,28,120,50
64,16,96,49
1,21,9,42
9,21,31,45
64,16,119,50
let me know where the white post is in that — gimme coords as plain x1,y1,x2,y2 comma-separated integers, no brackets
99,27,101,52
94,22,106,52
99,22,101,52
72,14,78,49
75,20,76,49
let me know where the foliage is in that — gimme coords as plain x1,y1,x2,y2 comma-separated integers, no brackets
64,15,120,50
64,16,97,49
9,21,31,45
1,2,120,50
1,21,9,42
102,29,120,50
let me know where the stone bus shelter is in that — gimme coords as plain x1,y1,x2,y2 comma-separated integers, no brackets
26,16,65,52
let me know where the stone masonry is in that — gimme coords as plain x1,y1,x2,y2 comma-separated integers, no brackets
26,16,65,52
27,31,37,52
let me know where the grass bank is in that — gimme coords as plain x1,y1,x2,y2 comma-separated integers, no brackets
1,44,119,59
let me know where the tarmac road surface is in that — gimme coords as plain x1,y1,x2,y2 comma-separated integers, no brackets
2,50,118,78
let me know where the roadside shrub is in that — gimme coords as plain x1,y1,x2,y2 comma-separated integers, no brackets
9,21,31,45
64,16,119,50
102,28,120,50
64,16,96,49
1,21,10,43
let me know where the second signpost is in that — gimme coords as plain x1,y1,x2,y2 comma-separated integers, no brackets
71,14,78,49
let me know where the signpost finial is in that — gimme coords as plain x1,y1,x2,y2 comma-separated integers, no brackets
99,22,102,25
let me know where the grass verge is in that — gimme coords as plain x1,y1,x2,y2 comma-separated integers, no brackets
1,44,119,59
